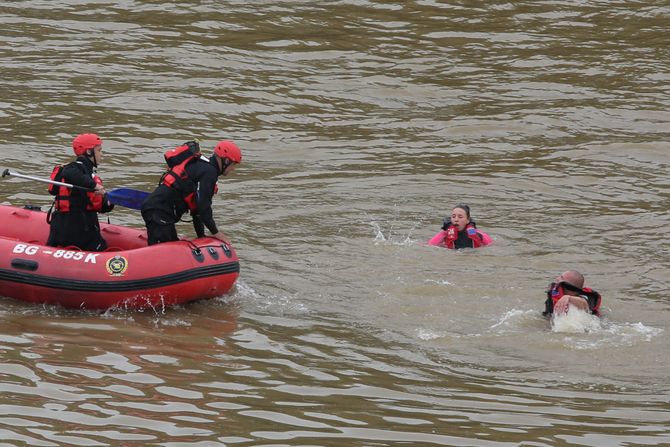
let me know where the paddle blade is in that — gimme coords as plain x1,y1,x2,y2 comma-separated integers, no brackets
107,188,150,210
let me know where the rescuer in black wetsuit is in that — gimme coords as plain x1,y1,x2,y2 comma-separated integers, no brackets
141,140,242,246
46,133,115,251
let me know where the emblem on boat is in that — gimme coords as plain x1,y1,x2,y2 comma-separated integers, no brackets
106,255,128,276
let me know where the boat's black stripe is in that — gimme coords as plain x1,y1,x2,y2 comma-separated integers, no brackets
0,262,240,292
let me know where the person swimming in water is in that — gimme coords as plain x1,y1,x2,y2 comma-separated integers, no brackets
428,204,493,249
543,270,602,316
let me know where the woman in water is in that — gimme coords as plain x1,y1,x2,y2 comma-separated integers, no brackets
428,204,493,249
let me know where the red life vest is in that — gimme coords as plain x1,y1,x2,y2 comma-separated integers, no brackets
545,283,602,316
160,142,217,212
444,223,483,249
49,164,104,212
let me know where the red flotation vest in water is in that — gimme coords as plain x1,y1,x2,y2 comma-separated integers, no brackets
543,282,602,316
444,223,483,249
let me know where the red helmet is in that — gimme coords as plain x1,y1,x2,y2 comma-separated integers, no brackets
214,140,242,163
72,133,102,156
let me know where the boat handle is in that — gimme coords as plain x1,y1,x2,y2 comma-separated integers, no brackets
207,247,219,260
191,248,205,262
221,243,232,258
11,259,39,271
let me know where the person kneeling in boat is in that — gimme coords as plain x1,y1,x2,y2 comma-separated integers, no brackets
46,133,115,252
542,270,602,317
141,140,242,246
428,204,493,249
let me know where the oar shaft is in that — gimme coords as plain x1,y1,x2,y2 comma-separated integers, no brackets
2,169,92,191
3,168,147,210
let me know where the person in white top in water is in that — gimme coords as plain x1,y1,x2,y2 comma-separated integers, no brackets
543,270,603,316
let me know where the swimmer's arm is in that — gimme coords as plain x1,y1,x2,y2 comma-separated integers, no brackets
554,295,589,314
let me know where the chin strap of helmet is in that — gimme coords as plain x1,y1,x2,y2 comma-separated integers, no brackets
222,157,232,173
215,154,233,175
88,149,98,168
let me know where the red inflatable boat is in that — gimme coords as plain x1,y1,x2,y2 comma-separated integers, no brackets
0,204,240,310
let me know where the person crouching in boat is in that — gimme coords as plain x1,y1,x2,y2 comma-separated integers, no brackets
428,203,493,249
141,140,242,246
46,133,115,251
542,270,602,317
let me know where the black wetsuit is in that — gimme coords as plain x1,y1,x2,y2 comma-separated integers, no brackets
453,229,478,249
46,157,114,251
141,156,221,245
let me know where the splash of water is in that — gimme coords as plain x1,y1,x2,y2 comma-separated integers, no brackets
551,306,602,333
490,309,532,331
